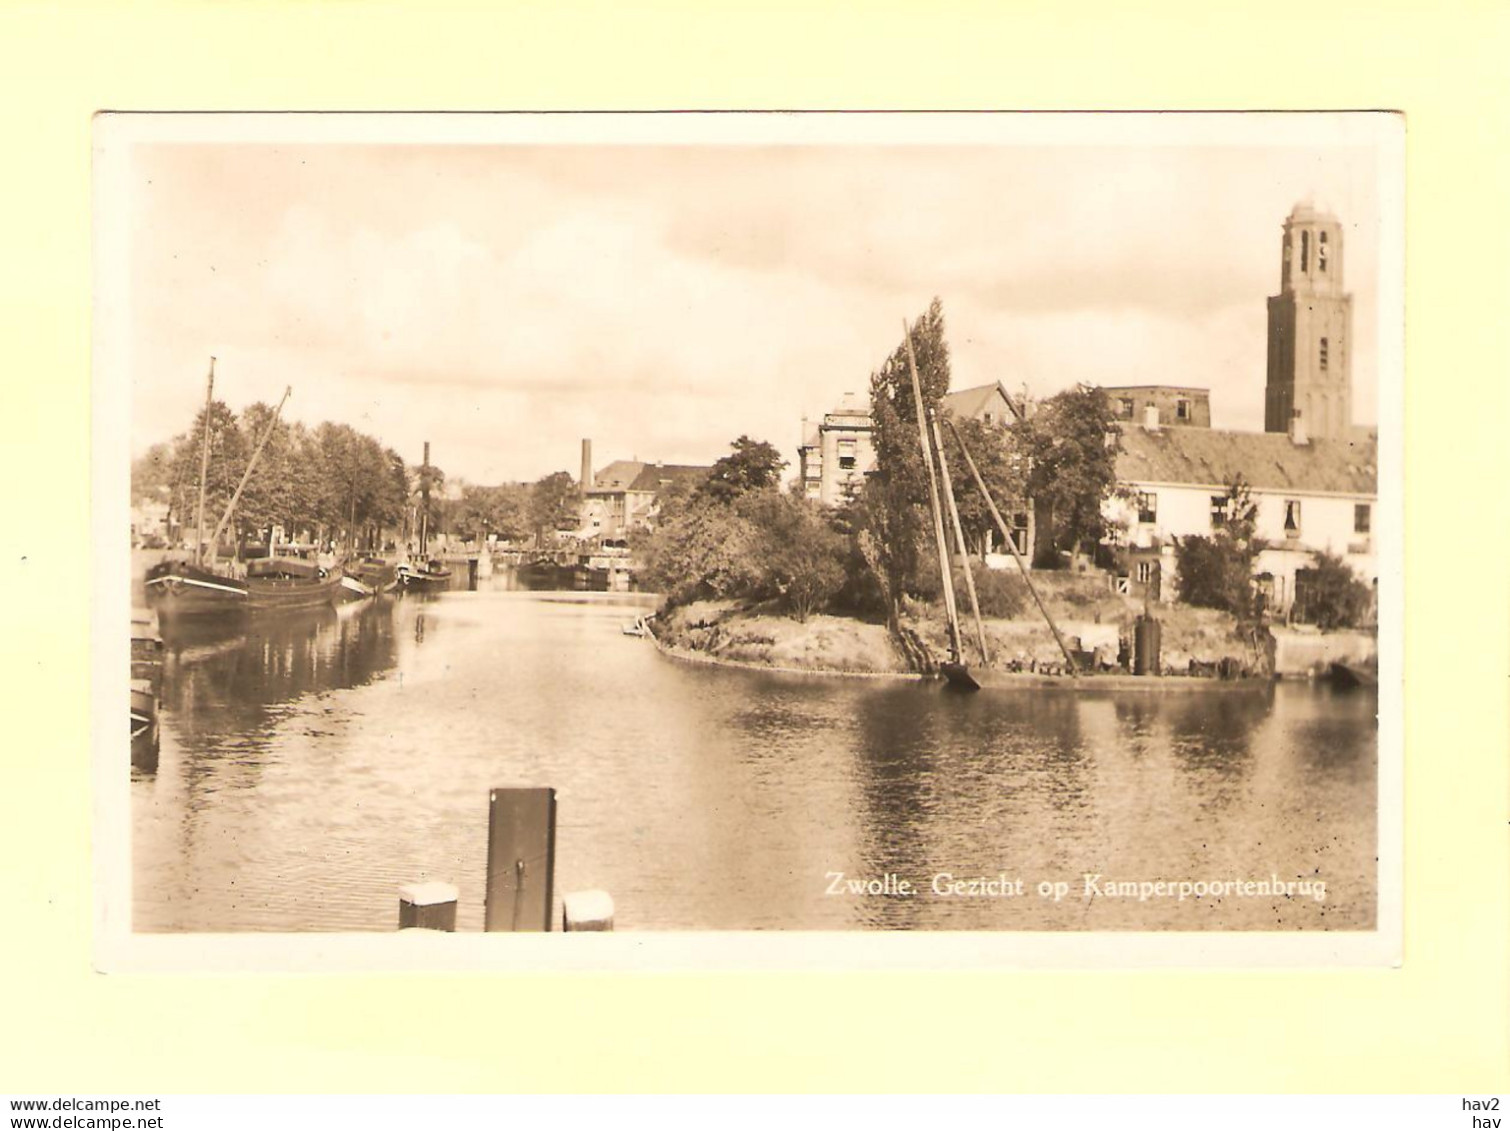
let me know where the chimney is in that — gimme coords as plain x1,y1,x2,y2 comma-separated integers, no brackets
580,438,593,490
1142,404,1160,431
1289,408,1309,446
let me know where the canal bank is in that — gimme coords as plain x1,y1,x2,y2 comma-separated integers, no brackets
133,571,1378,933
650,593,1377,682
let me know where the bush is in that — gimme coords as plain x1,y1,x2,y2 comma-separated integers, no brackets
642,489,850,621
1175,534,1255,617
912,555,1030,619
967,568,1029,618
1295,552,1373,630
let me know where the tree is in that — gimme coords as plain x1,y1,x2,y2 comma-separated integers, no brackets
861,298,951,627
530,471,579,545
166,400,247,550
741,492,846,622
639,494,762,605
1295,552,1373,629
131,443,175,508
948,415,1029,556
1013,384,1120,564
698,436,787,503
1174,475,1263,617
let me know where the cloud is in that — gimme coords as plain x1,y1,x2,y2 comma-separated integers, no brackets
125,139,1383,484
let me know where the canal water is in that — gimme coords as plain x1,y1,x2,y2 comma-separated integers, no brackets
132,571,1377,932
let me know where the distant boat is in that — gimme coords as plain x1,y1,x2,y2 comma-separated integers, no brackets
147,556,342,617
337,573,375,602
144,364,335,618
397,559,453,593
349,557,399,593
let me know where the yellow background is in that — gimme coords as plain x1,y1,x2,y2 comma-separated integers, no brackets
3,0,1506,1092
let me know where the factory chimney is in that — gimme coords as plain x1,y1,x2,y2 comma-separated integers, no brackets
580,438,593,491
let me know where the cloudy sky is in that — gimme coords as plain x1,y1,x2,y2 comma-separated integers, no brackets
118,118,1387,486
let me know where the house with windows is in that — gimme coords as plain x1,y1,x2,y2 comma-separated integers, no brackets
797,392,875,506
579,458,710,540
1104,385,1211,429
1107,411,1377,614
798,381,1024,508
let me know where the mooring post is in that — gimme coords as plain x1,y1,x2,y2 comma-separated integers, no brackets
562,890,615,932
397,881,458,931
484,787,557,932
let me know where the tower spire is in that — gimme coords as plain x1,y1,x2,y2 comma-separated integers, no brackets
1264,202,1353,440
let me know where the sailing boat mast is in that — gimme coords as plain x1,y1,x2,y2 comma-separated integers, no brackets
193,357,216,566
930,409,990,665
902,321,963,666
205,386,292,557
946,417,1080,675
419,441,431,557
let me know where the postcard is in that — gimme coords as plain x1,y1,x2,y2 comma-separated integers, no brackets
94,111,1402,970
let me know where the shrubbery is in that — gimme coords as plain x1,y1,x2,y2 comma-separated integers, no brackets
1295,552,1373,629
641,488,849,622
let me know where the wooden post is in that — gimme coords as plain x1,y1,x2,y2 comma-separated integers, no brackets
901,321,962,664
946,419,1080,675
931,411,990,666
562,890,614,931
398,881,458,931
484,787,557,932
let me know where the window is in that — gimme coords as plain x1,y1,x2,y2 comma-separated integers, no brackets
1319,337,1329,371
1135,560,1154,584
1118,398,1135,418
1354,503,1371,534
1137,492,1157,524
1210,495,1228,528
1318,230,1328,272
1176,398,1191,421
1283,499,1301,537
1301,230,1310,272
837,438,857,471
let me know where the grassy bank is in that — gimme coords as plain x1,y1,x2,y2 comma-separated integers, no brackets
653,571,1281,677
653,600,911,675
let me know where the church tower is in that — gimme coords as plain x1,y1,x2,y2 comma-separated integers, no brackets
1264,202,1353,440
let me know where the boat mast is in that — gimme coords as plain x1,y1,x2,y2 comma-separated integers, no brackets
419,441,430,558
946,417,1079,675
205,386,292,557
902,320,963,666
930,409,990,665
193,357,216,566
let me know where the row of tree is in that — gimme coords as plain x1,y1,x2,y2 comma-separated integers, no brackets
133,401,422,552
132,398,598,553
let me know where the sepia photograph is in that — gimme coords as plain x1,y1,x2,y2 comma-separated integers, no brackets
97,112,1401,962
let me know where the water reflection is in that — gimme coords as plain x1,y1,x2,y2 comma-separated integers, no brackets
133,577,1377,932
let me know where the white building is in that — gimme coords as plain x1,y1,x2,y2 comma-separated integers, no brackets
1108,409,1377,615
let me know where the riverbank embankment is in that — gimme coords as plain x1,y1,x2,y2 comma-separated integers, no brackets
652,572,1376,680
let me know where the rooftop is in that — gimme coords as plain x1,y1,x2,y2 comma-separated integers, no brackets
1117,426,1376,496
941,381,1025,423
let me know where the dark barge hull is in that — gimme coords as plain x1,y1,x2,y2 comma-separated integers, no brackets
145,559,339,617
397,565,453,592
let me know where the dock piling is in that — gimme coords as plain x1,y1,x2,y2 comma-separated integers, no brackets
484,787,557,932
398,881,459,931
562,890,615,932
